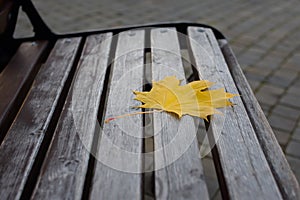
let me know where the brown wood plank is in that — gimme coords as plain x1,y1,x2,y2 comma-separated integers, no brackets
151,28,209,200
188,27,282,200
0,38,81,200
0,41,48,141
89,30,145,200
219,39,300,200
31,33,112,200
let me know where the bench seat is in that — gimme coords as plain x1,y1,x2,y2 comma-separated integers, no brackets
0,25,299,200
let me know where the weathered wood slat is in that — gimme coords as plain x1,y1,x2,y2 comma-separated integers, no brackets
31,33,112,199
0,41,48,141
219,39,300,200
89,30,145,200
151,28,209,200
0,38,81,200
188,27,282,200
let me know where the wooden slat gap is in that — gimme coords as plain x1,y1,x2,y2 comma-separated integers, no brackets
81,34,117,200
177,31,199,83
211,144,230,200
143,45,156,199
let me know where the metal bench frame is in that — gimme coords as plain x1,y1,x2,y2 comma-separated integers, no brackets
0,0,224,42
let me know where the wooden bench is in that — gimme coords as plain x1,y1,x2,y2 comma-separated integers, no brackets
0,1,299,199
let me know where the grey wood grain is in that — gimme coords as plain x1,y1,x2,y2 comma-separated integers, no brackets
0,41,48,141
188,27,282,200
0,38,81,200
31,33,112,200
219,39,300,200
89,30,145,200
151,28,209,200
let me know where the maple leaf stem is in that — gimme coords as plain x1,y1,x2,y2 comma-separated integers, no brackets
104,110,163,123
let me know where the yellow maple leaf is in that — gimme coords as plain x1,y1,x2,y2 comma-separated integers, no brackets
105,76,237,123
133,76,237,120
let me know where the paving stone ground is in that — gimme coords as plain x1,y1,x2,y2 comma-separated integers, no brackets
15,0,300,198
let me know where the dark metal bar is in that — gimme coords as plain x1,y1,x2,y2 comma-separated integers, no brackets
12,22,226,42
20,0,55,39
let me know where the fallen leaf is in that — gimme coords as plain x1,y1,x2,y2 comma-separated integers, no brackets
105,76,238,123
133,76,237,120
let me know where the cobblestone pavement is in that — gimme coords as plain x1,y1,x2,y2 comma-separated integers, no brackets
15,0,300,198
